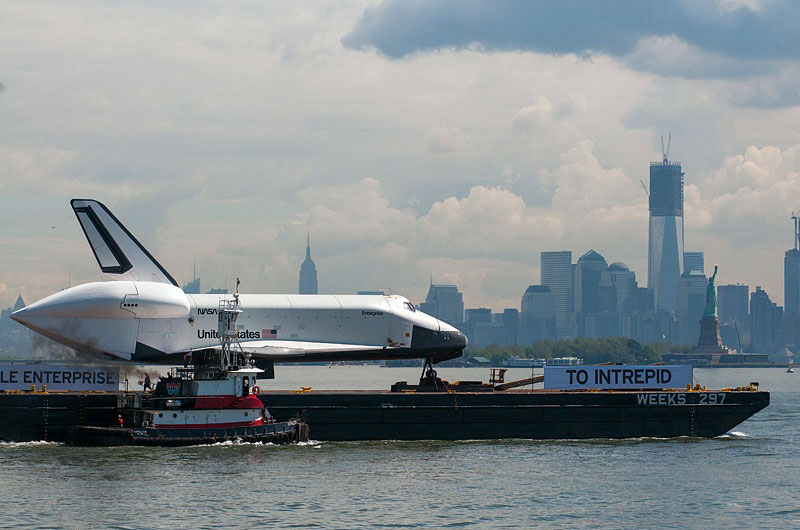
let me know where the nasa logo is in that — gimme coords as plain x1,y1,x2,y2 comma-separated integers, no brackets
197,308,217,315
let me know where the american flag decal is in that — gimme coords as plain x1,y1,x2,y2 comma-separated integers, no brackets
262,329,277,339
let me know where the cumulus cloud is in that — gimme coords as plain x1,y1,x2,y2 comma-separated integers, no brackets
512,95,585,132
284,142,649,306
295,141,800,307
694,145,800,239
0,144,77,195
345,0,800,61
550,141,639,213
623,35,779,79
723,66,800,108
344,0,800,97
426,125,468,153
2,1,799,310
301,178,417,253
417,185,564,258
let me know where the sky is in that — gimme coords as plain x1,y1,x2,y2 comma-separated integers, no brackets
1,0,800,312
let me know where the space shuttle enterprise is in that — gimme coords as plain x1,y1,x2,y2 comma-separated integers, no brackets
12,200,467,365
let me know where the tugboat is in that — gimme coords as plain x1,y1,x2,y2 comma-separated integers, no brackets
68,280,308,446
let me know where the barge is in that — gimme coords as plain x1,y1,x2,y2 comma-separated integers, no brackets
263,386,768,440
0,383,768,443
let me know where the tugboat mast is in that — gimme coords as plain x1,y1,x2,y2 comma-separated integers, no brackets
218,277,246,370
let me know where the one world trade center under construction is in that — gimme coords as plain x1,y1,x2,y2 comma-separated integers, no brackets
648,143,684,313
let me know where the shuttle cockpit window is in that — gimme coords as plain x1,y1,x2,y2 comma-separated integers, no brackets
403,302,416,312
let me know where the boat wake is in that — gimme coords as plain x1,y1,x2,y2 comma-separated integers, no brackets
0,440,62,448
718,431,750,439
204,438,323,448
296,440,323,447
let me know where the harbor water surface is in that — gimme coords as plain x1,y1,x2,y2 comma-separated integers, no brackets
1,366,798,529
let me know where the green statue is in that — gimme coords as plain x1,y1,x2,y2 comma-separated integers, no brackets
704,264,718,317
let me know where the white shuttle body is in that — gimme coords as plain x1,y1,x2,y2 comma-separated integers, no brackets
12,200,466,364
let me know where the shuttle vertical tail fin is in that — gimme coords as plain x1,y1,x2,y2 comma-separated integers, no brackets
70,199,177,286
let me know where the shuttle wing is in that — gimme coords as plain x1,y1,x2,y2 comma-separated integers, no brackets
71,199,178,286
214,340,402,363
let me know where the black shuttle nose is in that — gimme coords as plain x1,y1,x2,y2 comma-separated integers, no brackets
454,330,467,349
410,326,468,353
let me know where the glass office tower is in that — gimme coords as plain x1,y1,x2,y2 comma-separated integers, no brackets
648,159,684,312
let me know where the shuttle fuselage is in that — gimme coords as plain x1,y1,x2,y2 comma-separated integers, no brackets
11,200,466,364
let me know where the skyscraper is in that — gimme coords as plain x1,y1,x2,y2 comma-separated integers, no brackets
647,153,684,312
573,250,607,334
0,295,32,356
541,251,574,338
683,252,704,274
183,277,201,294
783,216,800,347
599,262,637,313
784,214,800,316
503,308,519,345
750,286,782,354
519,285,556,345
418,282,464,327
574,250,607,313
521,285,556,316
182,261,200,294
676,270,707,344
299,233,318,294
462,307,490,344
12,295,25,312
785,249,800,316
718,284,749,325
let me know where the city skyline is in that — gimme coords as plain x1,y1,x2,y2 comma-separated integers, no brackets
2,207,797,315
276,209,794,355
3,2,800,313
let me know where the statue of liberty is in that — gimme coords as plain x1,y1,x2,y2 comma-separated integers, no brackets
704,264,718,317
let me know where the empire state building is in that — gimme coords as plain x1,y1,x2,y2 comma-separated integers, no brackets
299,234,318,294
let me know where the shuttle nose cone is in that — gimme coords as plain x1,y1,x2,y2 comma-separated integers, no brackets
10,306,30,326
454,330,467,349
410,324,468,354
11,296,54,326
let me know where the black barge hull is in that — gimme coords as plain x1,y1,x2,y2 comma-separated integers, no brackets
0,392,117,442
262,389,770,441
0,389,769,442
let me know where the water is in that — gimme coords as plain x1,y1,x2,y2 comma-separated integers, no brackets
1,367,798,529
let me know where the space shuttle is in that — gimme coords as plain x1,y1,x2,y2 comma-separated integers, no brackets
12,200,466,364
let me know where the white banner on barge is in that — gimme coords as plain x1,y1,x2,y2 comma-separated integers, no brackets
0,363,119,391
544,365,692,390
